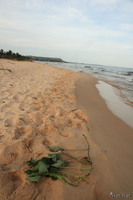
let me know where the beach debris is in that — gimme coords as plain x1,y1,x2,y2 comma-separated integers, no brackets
25,154,69,183
48,134,92,165
25,134,92,185
47,146,63,152
0,68,12,72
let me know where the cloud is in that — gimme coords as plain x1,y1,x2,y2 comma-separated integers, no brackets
119,23,133,31
90,0,121,5
0,0,133,67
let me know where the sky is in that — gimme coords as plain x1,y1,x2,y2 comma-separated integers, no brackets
0,0,133,68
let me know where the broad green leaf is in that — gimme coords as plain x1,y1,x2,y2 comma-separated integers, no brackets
40,157,52,165
47,154,57,162
51,176,58,180
55,154,61,161
26,176,41,183
29,171,46,176
33,163,49,173
37,161,45,165
25,170,33,175
48,146,63,152
39,164,48,173
52,160,65,168
33,165,39,172
47,154,61,162
26,157,36,166
49,167,59,173
29,172,41,176
38,162,49,168
52,154,57,162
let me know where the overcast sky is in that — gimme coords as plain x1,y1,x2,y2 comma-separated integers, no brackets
0,0,133,68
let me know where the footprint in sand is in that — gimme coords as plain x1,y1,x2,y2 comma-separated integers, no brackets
0,170,34,199
34,118,43,127
1,104,10,112
7,101,15,107
30,140,47,155
0,145,18,165
59,128,73,137
30,103,44,111
0,101,16,112
19,103,28,111
43,137,56,146
12,115,33,140
4,118,13,127
3,111,15,118
13,127,26,140
18,114,32,125
1,172,18,197
13,94,20,101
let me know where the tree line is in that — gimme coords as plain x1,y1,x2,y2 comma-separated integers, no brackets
0,49,31,61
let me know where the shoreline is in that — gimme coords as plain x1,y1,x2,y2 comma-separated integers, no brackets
96,80,133,129
75,74,133,198
0,59,133,199
97,78,133,108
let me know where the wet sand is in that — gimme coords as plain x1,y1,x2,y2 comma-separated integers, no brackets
0,59,133,200
96,80,133,129
76,74,133,199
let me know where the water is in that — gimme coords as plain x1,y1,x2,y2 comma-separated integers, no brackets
37,61,133,105
96,81,133,129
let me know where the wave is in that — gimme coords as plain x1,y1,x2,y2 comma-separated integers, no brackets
84,66,92,68
117,71,133,76
128,79,133,82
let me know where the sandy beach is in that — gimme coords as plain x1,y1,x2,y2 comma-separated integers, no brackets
0,59,133,200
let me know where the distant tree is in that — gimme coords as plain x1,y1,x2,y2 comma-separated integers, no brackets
4,50,14,59
0,49,4,57
12,53,16,57
6,50,13,57
0,49,31,61
16,52,21,60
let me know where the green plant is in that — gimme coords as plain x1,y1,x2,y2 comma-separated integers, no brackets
25,134,93,185
25,154,69,183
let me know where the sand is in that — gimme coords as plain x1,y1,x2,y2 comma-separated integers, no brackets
76,75,133,199
0,59,133,200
